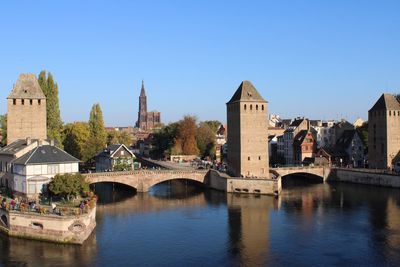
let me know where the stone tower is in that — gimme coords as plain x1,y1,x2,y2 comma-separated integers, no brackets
368,93,400,169
7,73,47,144
227,81,269,178
136,80,148,131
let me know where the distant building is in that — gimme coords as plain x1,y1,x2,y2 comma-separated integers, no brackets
353,118,365,128
227,81,269,178
312,120,336,149
368,93,400,169
215,125,227,163
95,144,136,172
293,130,317,165
333,120,355,143
136,81,161,131
336,130,364,167
7,73,47,145
283,118,310,165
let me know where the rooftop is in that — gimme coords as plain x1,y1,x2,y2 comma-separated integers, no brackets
369,93,400,111
7,73,46,99
227,80,266,104
13,145,80,165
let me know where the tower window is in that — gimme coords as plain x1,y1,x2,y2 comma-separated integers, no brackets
259,156,261,160
389,111,392,116
248,157,250,161
262,105,264,111
250,105,253,110
21,99,24,105
13,99,16,105
256,105,258,111
30,99,33,105
244,104,247,110
38,99,41,105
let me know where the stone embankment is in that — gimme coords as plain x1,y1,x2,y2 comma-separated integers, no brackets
0,198,96,244
329,168,400,188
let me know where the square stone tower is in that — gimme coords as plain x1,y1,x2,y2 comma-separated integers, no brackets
7,73,47,144
368,93,400,169
227,81,269,178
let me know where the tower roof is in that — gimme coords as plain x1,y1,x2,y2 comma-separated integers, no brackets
369,93,400,111
140,80,146,97
227,80,266,104
8,73,46,99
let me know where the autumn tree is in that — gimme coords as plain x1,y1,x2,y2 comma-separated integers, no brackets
38,71,63,146
197,122,216,159
173,116,199,155
63,122,91,160
107,129,132,147
203,120,221,133
0,114,7,147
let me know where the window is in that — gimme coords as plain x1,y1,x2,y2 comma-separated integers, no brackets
262,105,264,111
13,99,16,105
30,99,33,105
21,99,24,105
389,111,392,116
256,105,258,110
47,164,59,174
250,105,253,110
258,156,261,160
244,104,247,110
38,99,41,105
248,157,250,161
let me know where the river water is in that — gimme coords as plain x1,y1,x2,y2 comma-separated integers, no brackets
1,177,400,267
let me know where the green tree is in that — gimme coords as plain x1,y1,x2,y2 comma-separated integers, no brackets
0,114,7,147
151,122,179,158
357,122,368,151
87,103,107,160
63,122,90,160
48,173,89,201
38,71,63,146
204,120,221,133
197,122,216,159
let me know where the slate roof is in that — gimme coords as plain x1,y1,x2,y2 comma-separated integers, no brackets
290,118,305,127
369,93,400,111
319,147,347,158
8,73,46,99
13,145,80,165
336,130,360,149
96,144,135,158
293,130,308,146
0,139,38,156
227,80,266,104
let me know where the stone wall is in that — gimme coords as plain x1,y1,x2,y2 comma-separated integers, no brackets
0,207,96,244
329,169,400,188
207,170,281,195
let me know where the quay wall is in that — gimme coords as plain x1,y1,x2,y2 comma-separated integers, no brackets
207,170,281,195
329,168,400,188
0,207,96,244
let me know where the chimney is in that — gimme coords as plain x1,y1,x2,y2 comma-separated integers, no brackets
50,139,55,146
26,137,31,145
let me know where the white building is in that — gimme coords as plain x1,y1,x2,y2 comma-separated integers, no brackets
312,120,336,149
0,140,79,198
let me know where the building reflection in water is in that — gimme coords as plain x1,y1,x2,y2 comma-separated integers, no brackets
227,193,279,266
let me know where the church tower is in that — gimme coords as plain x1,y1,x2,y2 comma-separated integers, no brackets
226,81,269,178
7,73,47,144
136,80,148,131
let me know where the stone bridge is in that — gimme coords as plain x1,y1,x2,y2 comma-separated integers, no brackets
84,170,209,192
271,166,331,181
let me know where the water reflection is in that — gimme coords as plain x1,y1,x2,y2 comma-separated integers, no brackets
0,178,399,266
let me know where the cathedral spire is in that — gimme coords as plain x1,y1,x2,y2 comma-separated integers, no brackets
140,80,146,97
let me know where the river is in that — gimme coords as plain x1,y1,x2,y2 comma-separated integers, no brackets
1,177,400,267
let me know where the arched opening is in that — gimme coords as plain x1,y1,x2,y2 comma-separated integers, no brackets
90,182,137,204
1,215,8,227
150,179,205,199
281,173,323,189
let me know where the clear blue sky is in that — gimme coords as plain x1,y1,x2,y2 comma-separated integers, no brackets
1,1,399,126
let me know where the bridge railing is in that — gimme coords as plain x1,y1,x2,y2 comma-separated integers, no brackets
83,169,208,178
333,167,400,177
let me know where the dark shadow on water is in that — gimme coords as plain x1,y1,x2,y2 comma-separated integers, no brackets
282,174,323,189
149,179,205,199
91,182,137,204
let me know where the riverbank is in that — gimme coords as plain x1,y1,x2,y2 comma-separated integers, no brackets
329,168,400,188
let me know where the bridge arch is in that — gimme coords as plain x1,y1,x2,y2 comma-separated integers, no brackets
84,170,208,193
281,172,324,182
